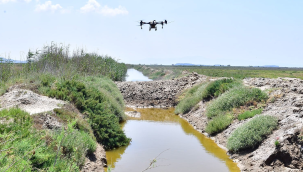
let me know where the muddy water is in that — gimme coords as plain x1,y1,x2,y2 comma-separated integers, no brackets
105,69,239,171
105,108,240,172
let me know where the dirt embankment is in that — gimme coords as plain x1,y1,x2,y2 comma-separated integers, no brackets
180,77,303,172
137,65,175,80
0,86,107,172
116,72,208,108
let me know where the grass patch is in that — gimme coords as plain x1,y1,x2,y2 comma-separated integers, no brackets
80,76,124,108
133,65,183,80
0,108,96,171
175,83,207,114
206,86,268,119
131,65,303,80
238,108,263,120
205,115,233,135
54,108,94,138
227,115,278,152
150,71,166,80
201,78,240,99
175,79,240,114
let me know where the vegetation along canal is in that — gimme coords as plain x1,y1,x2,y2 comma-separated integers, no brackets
105,69,240,172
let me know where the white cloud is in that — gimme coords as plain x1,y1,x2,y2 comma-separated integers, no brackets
80,0,100,13
35,1,62,12
24,0,31,3
100,5,128,16
80,0,128,16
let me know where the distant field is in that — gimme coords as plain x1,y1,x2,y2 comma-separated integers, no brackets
131,65,303,79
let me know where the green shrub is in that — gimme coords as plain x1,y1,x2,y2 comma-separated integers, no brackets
80,76,124,108
30,43,127,81
39,74,56,87
90,113,130,150
175,96,200,114
205,115,233,135
238,108,263,120
175,83,207,114
0,108,94,171
47,79,130,150
206,86,268,119
0,108,32,135
175,79,239,115
201,78,239,99
227,115,278,152
54,108,94,138
150,71,166,80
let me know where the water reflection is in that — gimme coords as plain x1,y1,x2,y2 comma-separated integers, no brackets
125,68,152,82
105,108,240,172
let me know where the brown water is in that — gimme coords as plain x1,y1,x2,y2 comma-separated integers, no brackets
105,108,240,172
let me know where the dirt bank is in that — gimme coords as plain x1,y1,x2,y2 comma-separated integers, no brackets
0,88,65,115
180,77,303,171
134,65,176,80
116,72,208,108
81,143,107,172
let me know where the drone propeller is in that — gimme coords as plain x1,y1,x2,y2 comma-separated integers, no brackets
164,19,174,24
136,24,143,29
136,20,145,26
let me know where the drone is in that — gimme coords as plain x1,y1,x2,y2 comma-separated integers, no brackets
137,20,171,31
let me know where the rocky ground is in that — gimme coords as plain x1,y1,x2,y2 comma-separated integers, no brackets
0,86,107,172
116,72,208,108
81,143,107,172
0,89,65,115
180,77,303,172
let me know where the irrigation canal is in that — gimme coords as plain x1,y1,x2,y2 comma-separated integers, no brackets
104,69,240,172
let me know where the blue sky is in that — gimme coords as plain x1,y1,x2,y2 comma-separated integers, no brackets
0,0,302,67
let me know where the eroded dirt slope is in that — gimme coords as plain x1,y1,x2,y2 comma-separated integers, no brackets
116,72,208,108
180,77,303,172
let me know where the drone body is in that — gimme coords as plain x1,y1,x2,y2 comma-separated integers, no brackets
138,20,169,31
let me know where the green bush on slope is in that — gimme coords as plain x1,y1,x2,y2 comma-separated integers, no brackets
201,78,238,100
0,108,96,171
205,115,233,135
206,86,268,119
175,83,207,114
227,115,278,152
46,79,130,150
175,78,239,114
238,108,263,120
0,43,130,170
